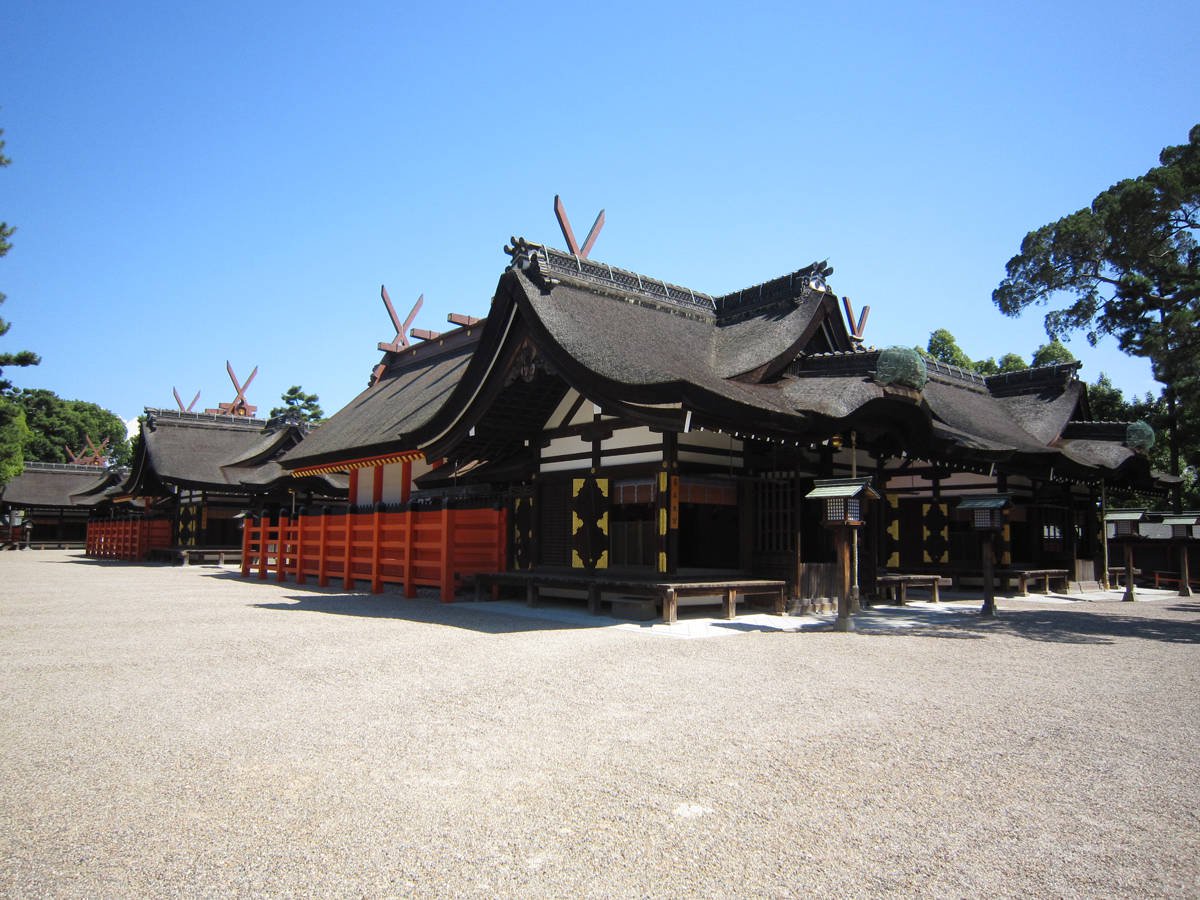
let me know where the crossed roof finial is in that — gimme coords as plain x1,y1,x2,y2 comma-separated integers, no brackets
554,195,605,259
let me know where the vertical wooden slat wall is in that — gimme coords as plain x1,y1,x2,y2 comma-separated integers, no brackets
86,518,172,561
239,506,507,601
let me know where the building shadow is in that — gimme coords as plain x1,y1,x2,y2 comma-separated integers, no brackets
843,603,1200,646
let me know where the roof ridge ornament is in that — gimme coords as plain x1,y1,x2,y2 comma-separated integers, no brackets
204,361,258,417
806,260,834,292
504,236,544,271
378,286,423,352
172,387,201,413
553,195,605,258
841,296,870,343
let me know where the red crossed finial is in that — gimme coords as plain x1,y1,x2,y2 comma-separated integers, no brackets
842,296,870,343
379,286,424,353
173,387,201,412
205,362,258,416
554,195,605,259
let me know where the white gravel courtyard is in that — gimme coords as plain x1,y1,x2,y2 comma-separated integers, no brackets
1,551,1197,897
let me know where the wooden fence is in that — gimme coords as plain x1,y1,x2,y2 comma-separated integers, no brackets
86,518,173,560
240,506,508,601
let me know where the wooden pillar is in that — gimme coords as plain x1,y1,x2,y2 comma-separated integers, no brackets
257,515,270,580
1180,544,1192,598
348,469,360,510
403,507,416,598
372,466,384,506
400,459,412,504
240,516,252,577
370,504,383,594
343,508,355,591
275,513,289,582
294,509,306,585
439,501,454,602
317,508,330,587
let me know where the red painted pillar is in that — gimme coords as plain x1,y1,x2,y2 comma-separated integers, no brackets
240,515,252,577
317,510,329,587
439,502,454,603
400,459,412,504
276,513,289,583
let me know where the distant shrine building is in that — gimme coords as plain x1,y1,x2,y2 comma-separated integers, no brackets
241,236,1163,610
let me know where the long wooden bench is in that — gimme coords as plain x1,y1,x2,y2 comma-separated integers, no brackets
1002,568,1070,596
472,572,787,624
149,547,242,566
875,574,945,604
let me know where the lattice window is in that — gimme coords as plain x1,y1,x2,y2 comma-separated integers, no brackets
754,478,794,554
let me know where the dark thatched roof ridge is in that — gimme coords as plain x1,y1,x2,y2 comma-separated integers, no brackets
1,462,120,509
280,323,481,470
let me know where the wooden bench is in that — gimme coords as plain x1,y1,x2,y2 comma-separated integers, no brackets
472,572,787,624
1108,567,1140,588
875,574,945,604
1001,568,1070,596
149,547,242,566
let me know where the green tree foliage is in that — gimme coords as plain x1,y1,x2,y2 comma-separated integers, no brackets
14,389,131,467
916,332,1073,376
993,124,1199,477
270,385,323,423
921,329,974,369
0,126,41,394
0,396,29,485
1030,340,1076,367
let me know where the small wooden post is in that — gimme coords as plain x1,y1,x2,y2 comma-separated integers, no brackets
663,588,678,625
1123,542,1137,602
723,587,736,620
833,528,854,631
1180,544,1192,598
980,533,997,617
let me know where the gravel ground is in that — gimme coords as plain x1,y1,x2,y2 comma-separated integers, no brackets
1,551,1198,898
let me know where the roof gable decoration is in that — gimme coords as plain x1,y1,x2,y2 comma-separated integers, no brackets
553,194,605,259
204,361,258,417
172,387,201,412
65,434,111,466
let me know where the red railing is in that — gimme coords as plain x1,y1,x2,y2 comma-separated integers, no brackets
240,506,507,601
86,518,173,560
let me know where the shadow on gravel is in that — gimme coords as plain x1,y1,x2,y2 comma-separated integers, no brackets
851,604,1200,645
54,557,173,568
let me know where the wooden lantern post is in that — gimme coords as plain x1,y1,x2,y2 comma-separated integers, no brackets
806,478,879,632
958,495,1012,617
1162,513,1199,598
1105,509,1147,602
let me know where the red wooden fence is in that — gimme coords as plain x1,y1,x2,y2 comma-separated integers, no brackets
240,507,507,601
86,518,173,560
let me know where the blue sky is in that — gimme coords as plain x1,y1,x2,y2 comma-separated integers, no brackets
2,1,1196,428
